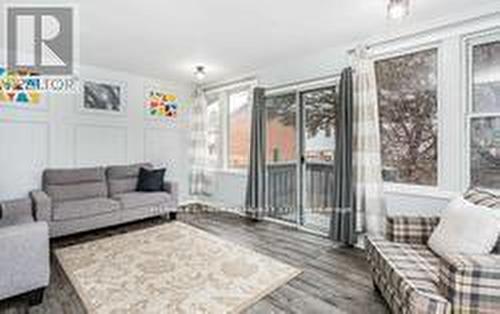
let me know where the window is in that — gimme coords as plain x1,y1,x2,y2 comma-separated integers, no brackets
265,93,297,163
204,84,254,171
302,87,336,163
469,39,500,189
228,90,251,169
375,48,438,186
206,98,222,169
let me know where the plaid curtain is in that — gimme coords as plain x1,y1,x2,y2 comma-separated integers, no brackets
189,88,213,196
352,47,386,236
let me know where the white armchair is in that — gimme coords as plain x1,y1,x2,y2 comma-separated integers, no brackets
0,198,50,305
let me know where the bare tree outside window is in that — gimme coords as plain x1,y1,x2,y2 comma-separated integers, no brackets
266,93,297,163
375,48,438,186
470,40,500,189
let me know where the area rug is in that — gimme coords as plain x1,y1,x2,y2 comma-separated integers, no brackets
55,222,301,313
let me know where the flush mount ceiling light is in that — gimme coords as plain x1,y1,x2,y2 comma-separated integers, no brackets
387,0,410,20
194,66,206,81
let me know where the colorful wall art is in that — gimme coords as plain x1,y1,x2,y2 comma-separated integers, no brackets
145,88,178,119
0,67,42,106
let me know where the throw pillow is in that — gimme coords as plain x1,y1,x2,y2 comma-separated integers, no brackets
428,197,499,257
463,188,500,253
464,187,500,208
136,167,166,192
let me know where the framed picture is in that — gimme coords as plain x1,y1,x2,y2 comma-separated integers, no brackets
0,67,48,110
80,79,126,115
145,87,178,120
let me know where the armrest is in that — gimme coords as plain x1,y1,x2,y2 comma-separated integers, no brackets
439,254,500,312
163,181,178,206
0,222,50,299
29,190,52,222
385,216,440,244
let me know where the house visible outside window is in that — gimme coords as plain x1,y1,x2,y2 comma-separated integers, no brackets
204,83,254,172
375,48,439,186
469,39,500,189
228,90,252,169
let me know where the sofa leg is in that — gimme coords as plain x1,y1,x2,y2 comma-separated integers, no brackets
168,212,177,220
372,280,382,296
28,288,45,306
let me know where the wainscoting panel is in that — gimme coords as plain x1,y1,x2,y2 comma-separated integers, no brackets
144,127,184,177
74,124,128,167
0,121,49,200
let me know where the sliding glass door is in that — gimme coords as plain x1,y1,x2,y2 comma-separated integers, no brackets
265,86,336,234
265,93,298,223
300,87,336,233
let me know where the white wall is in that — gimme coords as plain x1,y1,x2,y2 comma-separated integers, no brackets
202,11,500,217
0,65,193,202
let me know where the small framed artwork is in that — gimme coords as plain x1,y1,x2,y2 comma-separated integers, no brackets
80,79,126,115
0,67,48,110
145,87,178,120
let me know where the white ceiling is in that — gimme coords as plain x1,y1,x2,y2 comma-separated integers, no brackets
4,0,500,84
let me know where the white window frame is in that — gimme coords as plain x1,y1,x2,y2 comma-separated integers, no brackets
371,42,446,197
464,29,500,192
204,80,257,173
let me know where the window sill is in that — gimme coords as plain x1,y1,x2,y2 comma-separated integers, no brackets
383,183,458,199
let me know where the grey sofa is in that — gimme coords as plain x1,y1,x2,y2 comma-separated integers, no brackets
30,163,178,238
0,198,49,304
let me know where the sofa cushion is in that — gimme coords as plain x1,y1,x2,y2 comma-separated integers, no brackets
112,192,170,209
464,188,500,208
365,237,450,314
136,167,165,192
106,163,153,196
464,188,500,254
0,198,34,228
428,197,499,257
45,182,108,203
43,167,107,202
53,198,120,221
43,167,106,185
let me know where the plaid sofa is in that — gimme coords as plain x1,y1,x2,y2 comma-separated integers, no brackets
366,189,500,314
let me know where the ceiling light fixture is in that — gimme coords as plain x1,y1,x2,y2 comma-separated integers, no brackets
194,66,206,81
387,0,409,20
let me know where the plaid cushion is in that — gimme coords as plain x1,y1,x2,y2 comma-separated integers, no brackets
386,216,440,244
463,188,500,208
366,236,451,314
463,188,500,254
439,254,500,313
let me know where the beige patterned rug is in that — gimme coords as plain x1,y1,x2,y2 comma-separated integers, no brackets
55,222,301,314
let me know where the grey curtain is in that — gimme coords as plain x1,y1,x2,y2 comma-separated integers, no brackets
330,67,356,245
245,87,267,220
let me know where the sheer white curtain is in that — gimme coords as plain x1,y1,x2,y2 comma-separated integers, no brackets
352,46,386,236
189,88,213,196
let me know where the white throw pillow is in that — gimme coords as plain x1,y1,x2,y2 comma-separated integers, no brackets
428,197,499,257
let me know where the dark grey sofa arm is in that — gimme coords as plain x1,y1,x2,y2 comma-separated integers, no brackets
29,190,52,222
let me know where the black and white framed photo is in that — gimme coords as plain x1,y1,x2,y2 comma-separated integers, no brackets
80,79,127,115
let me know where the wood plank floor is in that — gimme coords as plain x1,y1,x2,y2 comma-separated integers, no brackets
0,212,389,314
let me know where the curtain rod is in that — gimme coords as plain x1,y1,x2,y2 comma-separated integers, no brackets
203,77,257,94
346,10,500,55
264,73,340,94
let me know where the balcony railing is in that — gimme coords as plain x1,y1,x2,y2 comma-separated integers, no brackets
267,161,334,210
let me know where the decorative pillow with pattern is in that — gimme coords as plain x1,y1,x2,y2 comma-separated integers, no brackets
464,188,500,254
464,188,500,208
